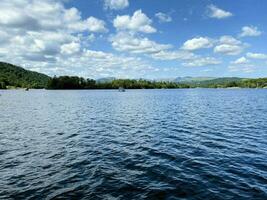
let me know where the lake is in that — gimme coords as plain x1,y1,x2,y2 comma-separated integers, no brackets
0,89,267,199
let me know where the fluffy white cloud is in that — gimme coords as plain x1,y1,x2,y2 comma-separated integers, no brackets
214,36,245,55
246,52,267,59
181,37,213,51
110,32,200,61
155,12,172,23
60,42,80,55
0,1,108,33
85,17,107,33
104,0,129,10
64,9,108,33
214,45,243,55
0,0,156,78
239,26,262,37
232,57,249,64
110,32,171,54
0,0,108,61
207,4,233,19
219,35,241,45
182,57,221,67
0,0,107,60
113,10,156,33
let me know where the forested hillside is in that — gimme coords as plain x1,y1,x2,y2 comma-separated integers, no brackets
0,62,50,89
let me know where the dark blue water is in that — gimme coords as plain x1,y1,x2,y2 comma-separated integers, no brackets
0,89,267,200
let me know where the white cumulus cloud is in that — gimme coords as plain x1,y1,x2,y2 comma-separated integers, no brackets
181,37,213,51
239,26,262,37
60,42,80,55
110,32,171,54
207,4,233,19
104,0,129,10
246,52,267,59
214,36,246,55
113,10,156,33
231,57,249,64
0,0,156,78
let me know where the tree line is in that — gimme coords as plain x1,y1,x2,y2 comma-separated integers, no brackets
1,61,267,90
46,76,267,89
46,76,191,89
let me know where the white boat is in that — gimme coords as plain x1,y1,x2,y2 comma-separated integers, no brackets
118,87,125,92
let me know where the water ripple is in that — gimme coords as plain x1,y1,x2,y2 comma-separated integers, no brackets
0,89,267,199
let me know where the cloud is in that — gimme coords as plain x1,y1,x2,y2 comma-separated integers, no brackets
231,56,249,64
246,52,267,59
182,57,221,67
76,50,156,78
228,65,255,73
181,37,213,51
64,9,108,33
151,51,196,61
155,12,172,23
85,17,108,33
207,4,233,19
239,26,262,37
0,1,108,33
104,0,129,10
110,32,171,54
0,0,155,78
113,10,156,33
110,32,199,62
214,45,243,56
214,36,246,55
60,42,80,55
0,30,10,43
0,0,107,59
218,35,241,45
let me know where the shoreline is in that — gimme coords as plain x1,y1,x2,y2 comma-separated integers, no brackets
1,87,267,90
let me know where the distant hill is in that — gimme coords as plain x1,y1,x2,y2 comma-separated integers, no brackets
201,77,245,84
174,76,217,83
96,77,116,83
0,62,50,89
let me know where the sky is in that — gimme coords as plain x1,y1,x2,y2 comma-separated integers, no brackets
0,0,267,79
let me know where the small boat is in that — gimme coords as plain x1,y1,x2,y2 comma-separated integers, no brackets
118,87,125,92
25,88,29,91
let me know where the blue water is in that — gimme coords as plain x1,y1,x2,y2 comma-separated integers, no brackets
0,89,267,200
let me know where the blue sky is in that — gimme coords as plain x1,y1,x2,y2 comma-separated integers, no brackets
0,0,267,79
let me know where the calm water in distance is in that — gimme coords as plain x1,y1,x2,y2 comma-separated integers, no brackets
0,89,267,200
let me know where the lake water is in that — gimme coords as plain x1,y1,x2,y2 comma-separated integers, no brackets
0,89,267,200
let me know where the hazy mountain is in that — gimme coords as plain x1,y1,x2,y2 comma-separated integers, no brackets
174,76,217,83
96,77,116,83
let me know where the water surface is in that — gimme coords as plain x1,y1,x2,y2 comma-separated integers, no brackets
0,89,267,199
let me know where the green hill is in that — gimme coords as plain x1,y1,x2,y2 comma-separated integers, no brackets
0,62,50,89
193,77,245,87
